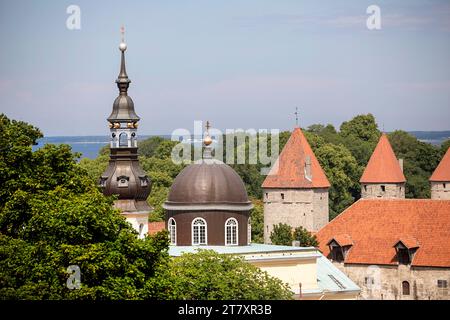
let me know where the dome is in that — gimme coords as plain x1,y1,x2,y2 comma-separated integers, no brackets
163,159,253,211
107,95,140,122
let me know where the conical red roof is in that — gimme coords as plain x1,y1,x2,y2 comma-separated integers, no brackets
262,128,330,189
430,148,450,182
360,134,406,183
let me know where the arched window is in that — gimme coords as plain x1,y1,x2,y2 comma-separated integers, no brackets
402,281,410,296
119,132,128,147
168,218,176,245
225,218,238,246
192,218,207,245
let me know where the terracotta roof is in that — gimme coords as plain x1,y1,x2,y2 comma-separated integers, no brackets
317,199,450,267
395,236,420,249
430,148,450,182
148,221,165,235
360,134,406,183
328,234,354,247
262,127,330,189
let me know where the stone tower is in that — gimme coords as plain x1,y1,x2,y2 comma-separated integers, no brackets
430,147,450,200
99,31,152,238
262,127,330,244
360,134,406,199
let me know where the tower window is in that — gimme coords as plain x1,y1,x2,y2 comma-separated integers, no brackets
444,183,447,189
281,193,285,200
138,223,144,238
225,218,238,246
381,185,386,192
168,218,176,245
438,280,448,288
265,193,268,200
192,218,207,245
364,185,367,192
119,132,128,147
402,281,410,296
117,175,129,188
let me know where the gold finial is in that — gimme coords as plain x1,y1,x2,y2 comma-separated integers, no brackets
204,120,212,146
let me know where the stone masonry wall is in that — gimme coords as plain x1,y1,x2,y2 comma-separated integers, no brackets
332,262,450,300
431,181,450,200
263,188,329,243
361,183,405,199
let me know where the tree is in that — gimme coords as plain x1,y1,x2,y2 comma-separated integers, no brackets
138,136,166,157
270,223,293,246
340,113,380,143
150,250,293,300
293,226,319,247
0,114,170,299
250,199,264,243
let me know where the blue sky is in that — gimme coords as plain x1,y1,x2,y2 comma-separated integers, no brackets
0,0,449,135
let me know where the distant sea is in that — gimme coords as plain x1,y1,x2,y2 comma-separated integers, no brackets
33,131,450,160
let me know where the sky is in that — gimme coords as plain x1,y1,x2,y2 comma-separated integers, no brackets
0,0,449,136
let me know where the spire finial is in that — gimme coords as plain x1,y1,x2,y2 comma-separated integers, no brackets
295,107,299,127
116,25,130,94
203,120,213,159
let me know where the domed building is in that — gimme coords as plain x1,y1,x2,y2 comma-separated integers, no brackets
163,122,253,246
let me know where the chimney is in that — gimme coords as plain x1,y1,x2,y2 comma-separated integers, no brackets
399,159,404,173
305,155,312,181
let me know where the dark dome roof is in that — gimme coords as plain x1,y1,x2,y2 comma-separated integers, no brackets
164,159,253,211
107,95,140,122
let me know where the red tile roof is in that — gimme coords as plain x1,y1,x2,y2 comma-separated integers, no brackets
430,148,450,182
328,234,354,247
262,127,330,189
317,199,450,267
360,134,406,183
148,221,166,235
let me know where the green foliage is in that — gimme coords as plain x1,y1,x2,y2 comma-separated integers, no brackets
340,113,380,143
0,114,170,299
441,139,450,154
293,226,319,247
270,223,293,246
150,250,293,300
138,136,165,157
388,130,441,198
249,199,264,243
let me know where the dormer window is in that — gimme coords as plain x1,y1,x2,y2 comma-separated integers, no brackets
139,175,149,187
394,239,419,265
99,176,108,188
117,175,129,188
327,236,353,263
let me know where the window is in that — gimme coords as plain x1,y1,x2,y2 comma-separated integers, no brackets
138,223,144,237
119,132,128,147
364,185,367,192
225,218,238,246
192,218,207,245
438,280,448,288
265,193,268,200
281,193,285,200
117,175,129,188
381,185,386,192
402,281,410,295
397,248,411,265
444,183,447,189
168,218,176,245
329,243,345,263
